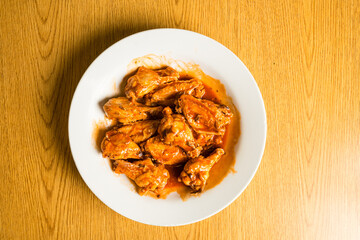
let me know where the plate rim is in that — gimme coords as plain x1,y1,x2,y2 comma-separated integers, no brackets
68,28,267,226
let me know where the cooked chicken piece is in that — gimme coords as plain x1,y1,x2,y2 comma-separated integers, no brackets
155,67,180,78
101,129,142,160
176,95,232,135
179,148,225,192
114,120,160,143
103,97,163,124
145,79,205,106
158,107,202,158
113,158,169,195
194,132,223,147
144,136,187,165
125,66,179,100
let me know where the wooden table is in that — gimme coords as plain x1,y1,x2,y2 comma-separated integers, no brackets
1,1,359,239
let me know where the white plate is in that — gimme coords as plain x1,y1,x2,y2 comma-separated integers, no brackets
68,29,266,226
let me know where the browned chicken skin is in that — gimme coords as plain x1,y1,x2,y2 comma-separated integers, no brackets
125,66,179,101
158,107,202,158
176,95,232,135
103,97,163,124
145,79,205,106
114,120,160,143
144,136,188,165
113,158,169,195
179,148,225,192
155,67,180,78
194,132,223,147
101,129,142,160
100,66,234,197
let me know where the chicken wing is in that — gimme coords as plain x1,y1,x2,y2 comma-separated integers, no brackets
101,129,142,160
144,79,205,106
113,158,169,195
194,132,223,147
158,107,202,158
103,97,163,124
155,67,180,78
144,136,187,165
176,95,232,135
114,120,160,143
125,66,179,100
179,148,225,192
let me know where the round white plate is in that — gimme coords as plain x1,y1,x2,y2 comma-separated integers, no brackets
68,28,266,226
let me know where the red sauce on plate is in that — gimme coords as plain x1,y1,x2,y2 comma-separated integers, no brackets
93,64,241,200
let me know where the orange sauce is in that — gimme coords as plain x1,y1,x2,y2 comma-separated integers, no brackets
92,119,117,152
202,84,221,103
95,57,241,199
175,67,241,193
156,68,241,198
164,165,189,199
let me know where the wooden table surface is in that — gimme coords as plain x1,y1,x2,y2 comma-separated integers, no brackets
1,0,359,239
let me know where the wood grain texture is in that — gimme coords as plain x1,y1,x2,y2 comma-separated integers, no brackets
1,0,359,239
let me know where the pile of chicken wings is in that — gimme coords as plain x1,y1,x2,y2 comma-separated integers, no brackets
101,66,233,196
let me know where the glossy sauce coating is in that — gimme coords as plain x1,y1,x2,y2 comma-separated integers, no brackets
93,60,240,199
161,72,240,199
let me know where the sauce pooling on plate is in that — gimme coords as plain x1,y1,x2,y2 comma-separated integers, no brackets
92,55,240,199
